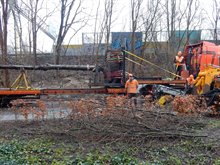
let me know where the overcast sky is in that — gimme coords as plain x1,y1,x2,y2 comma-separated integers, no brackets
7,0,216,52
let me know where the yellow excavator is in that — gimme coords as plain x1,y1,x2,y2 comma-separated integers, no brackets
194,65,220,95
191,65,220,113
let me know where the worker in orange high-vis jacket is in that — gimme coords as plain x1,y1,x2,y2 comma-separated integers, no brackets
125,74,139,99
174,51,184,79
185,74,195,94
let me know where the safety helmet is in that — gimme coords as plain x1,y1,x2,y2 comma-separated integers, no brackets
128,74,133,77
177,51,182,56
189,74,194,78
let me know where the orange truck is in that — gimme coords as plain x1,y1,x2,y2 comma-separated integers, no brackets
183,41,220,93
183,41,220,112
183,41,220,78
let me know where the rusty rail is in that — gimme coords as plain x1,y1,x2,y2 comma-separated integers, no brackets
41,88,107,95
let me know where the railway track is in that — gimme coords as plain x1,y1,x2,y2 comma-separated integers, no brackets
0,79,186,107
0,87,123,107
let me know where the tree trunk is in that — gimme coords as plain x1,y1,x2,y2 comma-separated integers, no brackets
0,64,96,71
0,0,10,87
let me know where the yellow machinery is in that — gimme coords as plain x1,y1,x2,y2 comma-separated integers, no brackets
193,65,220,113
194,65,220,94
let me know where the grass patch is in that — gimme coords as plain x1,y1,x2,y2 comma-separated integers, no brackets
73,150,140,165
207,119,220,128
0,139,72,164
0,137,218,165
0,139,142,164
141,138,219,165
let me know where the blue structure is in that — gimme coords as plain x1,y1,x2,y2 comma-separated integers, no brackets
111,32,142,55
174,30,201,44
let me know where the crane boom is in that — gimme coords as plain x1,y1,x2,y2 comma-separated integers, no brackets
8,0,56,42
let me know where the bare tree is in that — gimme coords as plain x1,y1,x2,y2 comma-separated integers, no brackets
213,0,220,43
24,0,56,64
30,0,39,64
176,0,201,51
185,0,200,44
96,0,116,58
0,0,10,87
55,0,87,65
163,0,177,54
91,0,101,85
92,0,100,57
11,8,24,57
104,0,115,54
162,0,201,53
209,0,220,43
138,0,162,76
170,0,177,47
93,0,116,84
140,0,162,55
130,0,143,72
8,0,57,64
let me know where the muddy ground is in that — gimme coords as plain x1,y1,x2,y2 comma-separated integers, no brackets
0,94,219,164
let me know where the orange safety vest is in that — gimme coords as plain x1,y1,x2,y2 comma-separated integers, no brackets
125,79,139,93
175,56,184,66
186,77,195,87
